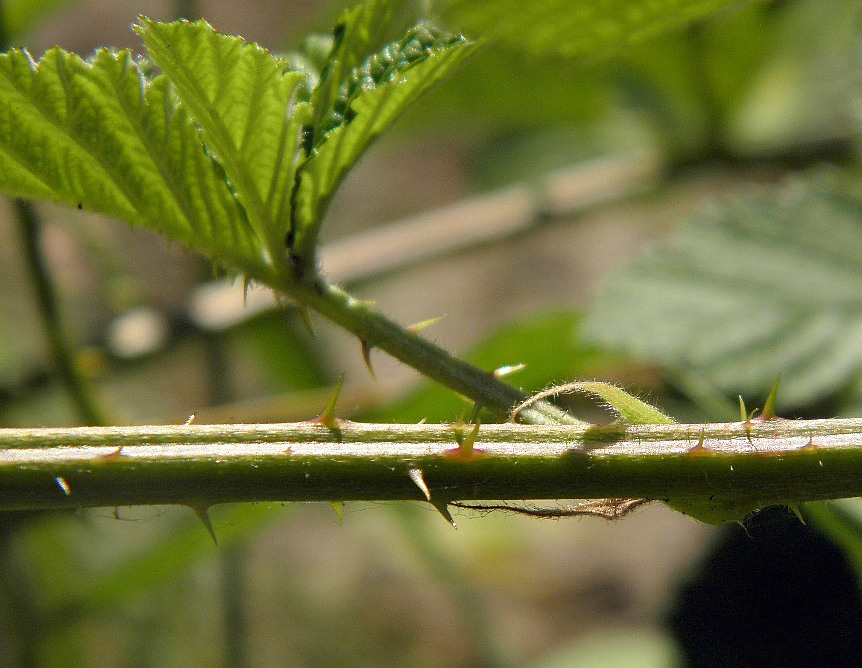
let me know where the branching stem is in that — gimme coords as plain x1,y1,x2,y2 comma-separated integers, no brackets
278,276,583,426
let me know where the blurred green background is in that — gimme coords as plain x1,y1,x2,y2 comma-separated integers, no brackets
1,0,862,665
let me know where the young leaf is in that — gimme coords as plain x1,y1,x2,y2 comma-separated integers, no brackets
0,47,268,276
511,381,674,425
437,0,748,59
584,176,862,407
139,19,312,270
309,0,399,142
291,24,475,269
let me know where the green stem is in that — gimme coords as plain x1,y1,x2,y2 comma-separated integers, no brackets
0,418,859,512
278,278,583,426
14,200,109,425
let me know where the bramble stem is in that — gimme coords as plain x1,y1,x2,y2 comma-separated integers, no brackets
0,418,860,512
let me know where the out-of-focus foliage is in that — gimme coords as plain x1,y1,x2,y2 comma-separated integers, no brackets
804,499,862,581
1,0,75,41
583,175,862,409
436,0,751,60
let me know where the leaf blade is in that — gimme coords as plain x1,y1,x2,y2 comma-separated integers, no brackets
139,19,312,266
0,46,267,276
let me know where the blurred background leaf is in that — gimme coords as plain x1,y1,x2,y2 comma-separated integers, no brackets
435,0,751,60
1,0,75,41
582,174,862,410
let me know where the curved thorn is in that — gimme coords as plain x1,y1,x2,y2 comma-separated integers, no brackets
688,429,709,453
430,498,456,529
360,339,375,377
330,501,344,523
408,468,432,501
190,505,218,546
315,374,345,440
406,314,446,334
100,446,124,461
788,505,805,525
297,306,314,336
760,375,782,421
460,419,481,456
493,363,526,379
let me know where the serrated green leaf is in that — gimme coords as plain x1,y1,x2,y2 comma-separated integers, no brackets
583,177,862,407
437,0,748,60
0,47,268,275
140,19,312,269
292,28,475,266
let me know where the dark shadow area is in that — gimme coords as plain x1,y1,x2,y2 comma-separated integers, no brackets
668,507,862,667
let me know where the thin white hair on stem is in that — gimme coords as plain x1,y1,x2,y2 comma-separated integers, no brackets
509,381,588,422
